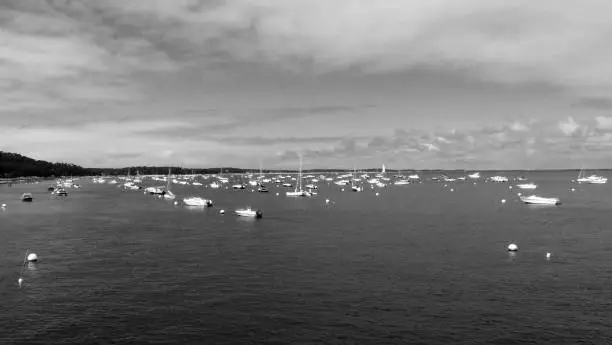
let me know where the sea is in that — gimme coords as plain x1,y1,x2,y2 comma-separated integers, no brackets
1,171,611,344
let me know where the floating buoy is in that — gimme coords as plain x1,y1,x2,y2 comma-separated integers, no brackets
375,192,379,196
509,186,513,189
27,253,38,262
1,203,6,208
444,184,448,187
219,209,225,214
325,199,330,204
517,192,521,196
501,199,506,204
173,201,178,205
450,188,454,192
571,188,575,192
18,277,23,287
507,243,518,252
546,252,551,259
276,192,279,196
341,188,345,191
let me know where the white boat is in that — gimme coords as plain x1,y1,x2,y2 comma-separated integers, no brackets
286,155,312,197
183,197,213,207
468,172,480,179
192,182,203,186
235,207,263,218
408,174,420,180
490,176,509,182
394,180,410,185
520,195,560,205
163,168,176,200
232,184,246,189
210,182,220,188
517,183,537,190
351,185,362,192
334,180,349,186
145,186,164,195
576,167,607,184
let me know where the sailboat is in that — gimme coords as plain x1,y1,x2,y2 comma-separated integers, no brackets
351,165,362,192
286,155,312,197
163,167,176,200
576,166,607,184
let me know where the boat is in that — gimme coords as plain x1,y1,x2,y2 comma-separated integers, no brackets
53,188,68,196
576,166,607,184
516,183,537,190
520,195,560,205
257,186,269,193
286,155,312,197
163,168,176,200
21,193,33,202
183,197,213,207
468,172,480,179
394,180,410,185
210,182,220,189
490,176,509,182
232,184,246,190
235,207,263,218
47,186,55,192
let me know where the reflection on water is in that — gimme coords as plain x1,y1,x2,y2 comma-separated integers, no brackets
26,262,37,272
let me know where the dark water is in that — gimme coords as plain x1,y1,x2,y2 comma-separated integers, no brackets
1,172,611,344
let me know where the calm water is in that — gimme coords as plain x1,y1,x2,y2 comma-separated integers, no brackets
1,172,611,344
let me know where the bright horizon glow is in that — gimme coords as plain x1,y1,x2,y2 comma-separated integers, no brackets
2,1,612,170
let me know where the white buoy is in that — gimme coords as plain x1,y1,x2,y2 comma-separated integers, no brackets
517,192,521,196
1,203,6,208
450,188,454,192
276,192,279,196
501,199,506,204
375,192,380,196
509,186,513,189
173,201,178,205
18,277,23,287
341,188,345,191
220,209,225,214
27,253,38,262
507,243,518,252
444,184,448,187
571,188,575,192
546,252,551,259
325,199,330,204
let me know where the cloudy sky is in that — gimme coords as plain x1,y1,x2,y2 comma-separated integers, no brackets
2,0,612,169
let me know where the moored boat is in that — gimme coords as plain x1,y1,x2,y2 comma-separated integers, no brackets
235,207,263,218
21,193,33,202
520,195,560,205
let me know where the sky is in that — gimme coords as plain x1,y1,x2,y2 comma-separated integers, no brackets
2,0,612,169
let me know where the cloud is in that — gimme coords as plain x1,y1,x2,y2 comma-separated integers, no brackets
82,0,612,96
595,116,612,131
558,117,580,136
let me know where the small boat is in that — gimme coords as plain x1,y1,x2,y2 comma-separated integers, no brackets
183,197,213,207
517,183,537,190
235,207,263,218
53,188,68,196
394,180,410,185
467,172,480,179
351,185,362,192
257,186,269,193
47,186,55,192
520,195,560,205
21,193,33,202
232,184,246,190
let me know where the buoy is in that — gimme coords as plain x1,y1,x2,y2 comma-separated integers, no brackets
18,277,23,287
507,243,518,252
27,253,38,262
509,186,513,189
341,188,344,191
444,184,448,187
220,209,225,214
501,199,506,204
571,188,575,192
450,188,454,192
173,201,178,205
375,192,379,196
325,199,330,204
276,192,279,196
546,252,551,259
1,203,6,208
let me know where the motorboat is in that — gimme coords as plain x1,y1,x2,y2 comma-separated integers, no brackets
183,197,213,207
257,186,269,193
145,186,164,195
232,184,246,190
53,188,68,196
490,176,509,182
235,207,263,218
394,180,410,185
468,172,480,179
516,183,537,190
351,185,362,192
21,193,33,202
520,195,560,205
